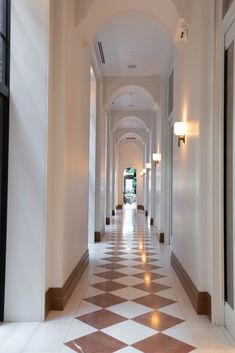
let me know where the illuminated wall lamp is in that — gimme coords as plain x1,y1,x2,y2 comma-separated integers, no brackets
140,171,144,177
146,163,151,171
174,122,187,147
153,153,161,166
142,168,147,175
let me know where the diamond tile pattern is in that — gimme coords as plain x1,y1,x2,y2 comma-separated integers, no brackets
64,210,196,353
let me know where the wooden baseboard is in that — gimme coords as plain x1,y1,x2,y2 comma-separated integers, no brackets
150,218,154,226
137,205,144,210
106,217,111,225
157,232,164,243
171,252,211,319
95,226,105,242
45,250,89,317
116,205,123,210
112,210,115,216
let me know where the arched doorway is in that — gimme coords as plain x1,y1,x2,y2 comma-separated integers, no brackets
123,168,137,208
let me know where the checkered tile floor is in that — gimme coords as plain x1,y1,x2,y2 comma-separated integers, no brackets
64,209,197,353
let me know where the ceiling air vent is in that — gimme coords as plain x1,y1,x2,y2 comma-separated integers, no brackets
98,42,106,64
126,137,136,140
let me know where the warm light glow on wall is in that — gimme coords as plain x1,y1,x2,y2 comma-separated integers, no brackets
139,243,143,250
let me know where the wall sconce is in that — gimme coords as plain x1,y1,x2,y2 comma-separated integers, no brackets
146,163,151,171
174,122,186,147
143,168,147,175
153,153,161,166
140,171,144,177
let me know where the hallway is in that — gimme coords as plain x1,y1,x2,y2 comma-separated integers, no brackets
2,209,234,353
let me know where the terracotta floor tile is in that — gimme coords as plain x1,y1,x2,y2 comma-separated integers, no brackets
66,331,126,353
101,256,126,262
77,309,126,329
133,282,170,293
99,263,125,270
134,272,165,281
133,294,176,309
134,311,184,331
85,293,126,307
92,280,126,292
105,251,128,256
133,333,195,353
134,264,162,271
96,271,126,280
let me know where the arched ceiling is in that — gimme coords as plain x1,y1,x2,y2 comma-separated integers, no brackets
76,0,186,27
94,12,172,77
112,92,153,111
114,116,148,130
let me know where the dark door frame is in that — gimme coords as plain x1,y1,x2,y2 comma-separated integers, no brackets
0,0,10,322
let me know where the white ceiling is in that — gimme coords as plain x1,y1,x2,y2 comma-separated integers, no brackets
117,116,145,129
112,92,152,111
94,12,172,77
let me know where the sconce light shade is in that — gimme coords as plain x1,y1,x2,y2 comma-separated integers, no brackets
146,163,151,170
143,168,147,175
174,122,186,147
140,171,143,177
153,153,161,165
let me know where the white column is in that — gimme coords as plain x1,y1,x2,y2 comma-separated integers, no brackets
5,0,50,321
150,110,157,225
105,111,112,223
111,131,117,215
95,82,107,235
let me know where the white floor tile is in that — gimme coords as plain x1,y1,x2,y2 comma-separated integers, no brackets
102,320,157,345
114,276,144,286
89,275,108,285
163,322,196,346
111,287,149,300
107,301,152,319
76,300,101,316
64,319,97,341
24,323,70,351
114,347,143,353
0,322,39,353
158,303,185,320
117,267,144,276
83,286,104,298
157,288,177,301
190,326,234,351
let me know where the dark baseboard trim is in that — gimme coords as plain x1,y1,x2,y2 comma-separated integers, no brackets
157,232,164,243
145,210,148,217
112,210,115,216
150,218,154,226
171,252,211,319
116,205,123,210
137,205,144,210
45,250,89,317
106,217,111,225
95,226,105,242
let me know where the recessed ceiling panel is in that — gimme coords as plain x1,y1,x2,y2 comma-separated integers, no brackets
94,12,172,77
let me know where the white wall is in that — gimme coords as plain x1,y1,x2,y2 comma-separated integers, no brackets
118,143,144,205
5,0,50,321
46,0,90,291
171,0,212,292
